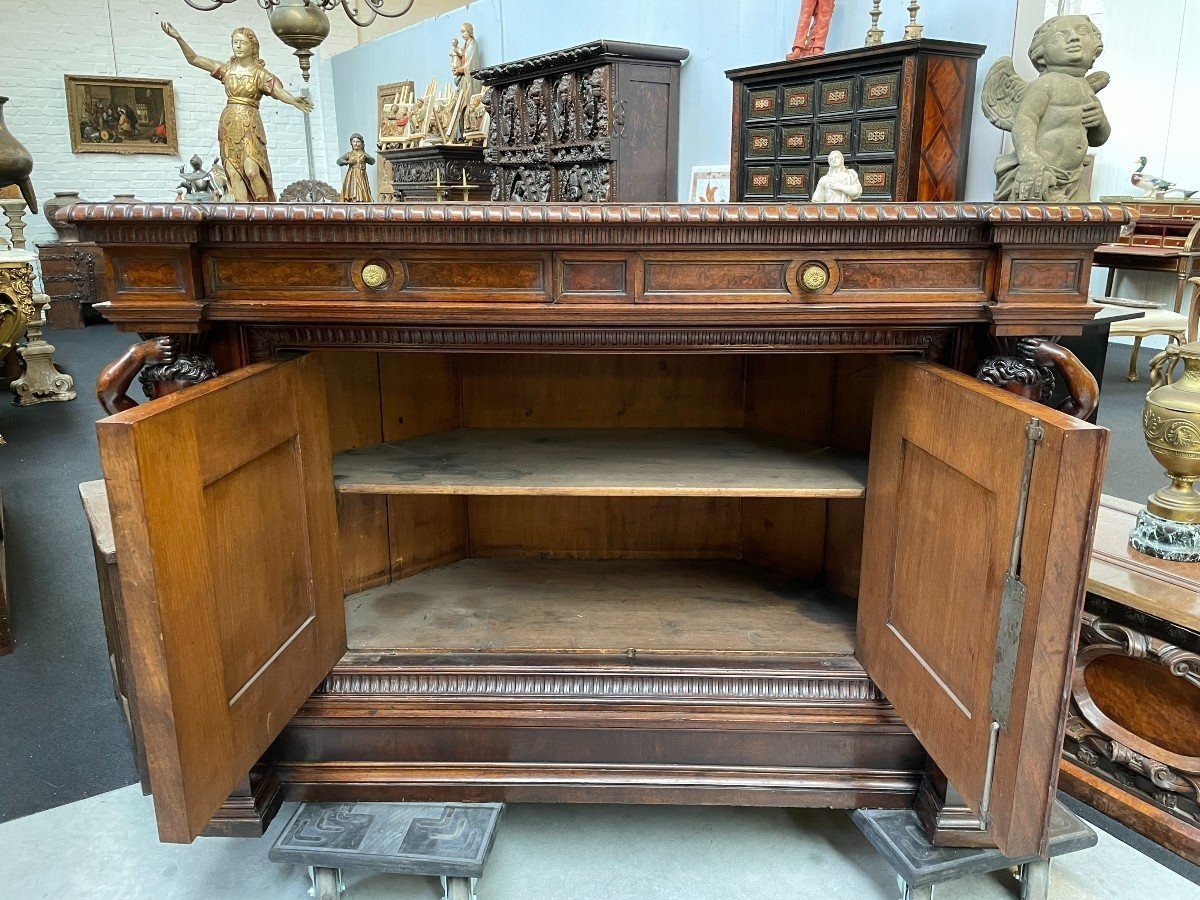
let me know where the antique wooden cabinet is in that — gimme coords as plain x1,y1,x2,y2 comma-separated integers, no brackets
479,41,688,202
71,201,1126,859
37,240,107,329
727,40,985,203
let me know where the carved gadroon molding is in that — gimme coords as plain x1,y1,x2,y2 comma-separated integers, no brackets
1064,612,1200,829
247,325,955,361
318,666,885,703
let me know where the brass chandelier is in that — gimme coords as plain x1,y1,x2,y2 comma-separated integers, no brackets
182,0,417,29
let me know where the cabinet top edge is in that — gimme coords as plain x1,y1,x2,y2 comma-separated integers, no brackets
725,38,987,79
65,201,1133,228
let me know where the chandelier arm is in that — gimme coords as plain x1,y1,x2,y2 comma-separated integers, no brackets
370,0,417,18
340,0,416,25
182,0,238,10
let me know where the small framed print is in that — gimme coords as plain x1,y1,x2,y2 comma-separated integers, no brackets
65,75,177,155
818,78,854,116
858,119,896,154
781,83,814,117
689,165,731,203
818,121,852,155
744,166,775,197
746,127,777,158
781,125,812,158
747,88,778,120
860,71,900,110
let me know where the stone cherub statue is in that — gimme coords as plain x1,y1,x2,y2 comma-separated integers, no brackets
812,151,862,203
982,14,1111,202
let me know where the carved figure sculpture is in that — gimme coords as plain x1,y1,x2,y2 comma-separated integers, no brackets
176,154,220,202
161,21,313,202
525,79,548,145
982,15,1111,202
337,134,375,203
580,69,605,139
501,85,520,145
787,0,836,60
1131,156,1199,199
453,23,481,95
812,151,862,202
96,337,218,415
461,93,490,146
553,74,577,144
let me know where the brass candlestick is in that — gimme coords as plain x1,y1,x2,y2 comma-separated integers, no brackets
904,1,924,40
866,0,885,46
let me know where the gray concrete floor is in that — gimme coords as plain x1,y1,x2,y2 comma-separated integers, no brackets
1,786,1198,899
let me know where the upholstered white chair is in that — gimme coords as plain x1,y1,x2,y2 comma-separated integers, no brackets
1097,275,1199,381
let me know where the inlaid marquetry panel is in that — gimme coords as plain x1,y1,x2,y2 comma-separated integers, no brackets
1007,258,1084,295
916,56,969,202
112,256,186,293
211,258,353,292
782,83,814,117
555,256,631,302
642,256,793,301
837,258,988,296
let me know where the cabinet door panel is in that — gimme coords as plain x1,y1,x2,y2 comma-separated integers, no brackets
857,359,1106,858
97,354,344,843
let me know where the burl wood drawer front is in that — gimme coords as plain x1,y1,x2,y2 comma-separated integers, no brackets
206,251,551,303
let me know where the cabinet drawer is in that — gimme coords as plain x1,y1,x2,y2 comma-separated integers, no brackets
858,161,895,199
859,70,900,111
817,78,854,116
742,165,776,198
858,118,897,155
817,121,853,156
778,165,812,199
746,86,779,121
780,82,815,118
780,125,813,159
745,127,778,159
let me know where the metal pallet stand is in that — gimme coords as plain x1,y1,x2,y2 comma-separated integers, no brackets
269,802,503,900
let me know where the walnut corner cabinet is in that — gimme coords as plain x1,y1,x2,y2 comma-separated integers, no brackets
71,201,1128,859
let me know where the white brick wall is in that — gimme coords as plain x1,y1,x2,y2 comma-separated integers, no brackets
1,0,358,251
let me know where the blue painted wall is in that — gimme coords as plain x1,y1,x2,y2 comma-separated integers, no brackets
332,0,1019,201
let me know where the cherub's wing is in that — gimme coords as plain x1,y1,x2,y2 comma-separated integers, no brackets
981,56,1028,132
1086,71,1110,93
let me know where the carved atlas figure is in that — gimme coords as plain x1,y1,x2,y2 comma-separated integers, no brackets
981,14,1111,202
161,21,314,202
788,0,836,60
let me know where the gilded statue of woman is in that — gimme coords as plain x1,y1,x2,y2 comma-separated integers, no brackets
337,134,375,203
161,21,313,202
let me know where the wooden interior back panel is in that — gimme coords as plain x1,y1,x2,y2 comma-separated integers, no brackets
458,355,745,428
856,359,1106,857
96,355,345,843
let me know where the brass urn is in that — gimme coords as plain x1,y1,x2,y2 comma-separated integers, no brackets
1130,341,1200,561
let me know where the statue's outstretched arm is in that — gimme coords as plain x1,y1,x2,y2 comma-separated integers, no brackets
160,21,219,75
269,79,315,114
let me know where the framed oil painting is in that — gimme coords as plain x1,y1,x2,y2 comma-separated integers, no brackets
65,75,178,155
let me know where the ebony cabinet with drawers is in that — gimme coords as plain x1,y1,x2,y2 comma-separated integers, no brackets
727,40,984,202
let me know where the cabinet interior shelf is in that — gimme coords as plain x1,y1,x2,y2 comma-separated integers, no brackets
345,558,857,658
333,428,868,498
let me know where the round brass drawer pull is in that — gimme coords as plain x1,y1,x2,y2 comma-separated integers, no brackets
800,263,829,293
361,262,391,289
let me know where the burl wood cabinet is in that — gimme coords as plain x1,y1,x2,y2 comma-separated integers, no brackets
71,201,1127,860
728,40,984,202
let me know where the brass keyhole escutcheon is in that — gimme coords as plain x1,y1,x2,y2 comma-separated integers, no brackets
361,262,391,289
800,263,829,293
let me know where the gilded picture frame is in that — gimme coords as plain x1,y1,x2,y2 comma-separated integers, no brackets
65,75,179,156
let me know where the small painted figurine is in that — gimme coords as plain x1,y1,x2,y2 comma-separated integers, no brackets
337,133,375,203
452,23,481,95
812,151,862,202
161,21,313,202
787,0,836,60
1131,156,1199,199
461,93,490,145
982,15,1111,202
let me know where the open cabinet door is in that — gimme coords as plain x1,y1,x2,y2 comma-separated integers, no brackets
857,358,1106,859
97,354,345,843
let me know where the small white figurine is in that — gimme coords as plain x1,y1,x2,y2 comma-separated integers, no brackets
812,151,862,202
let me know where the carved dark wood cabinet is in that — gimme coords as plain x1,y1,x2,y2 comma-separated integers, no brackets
37,240,107,329
72,201,1126,861
727,40,984,203
377,145,491,203
479,41,687,202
